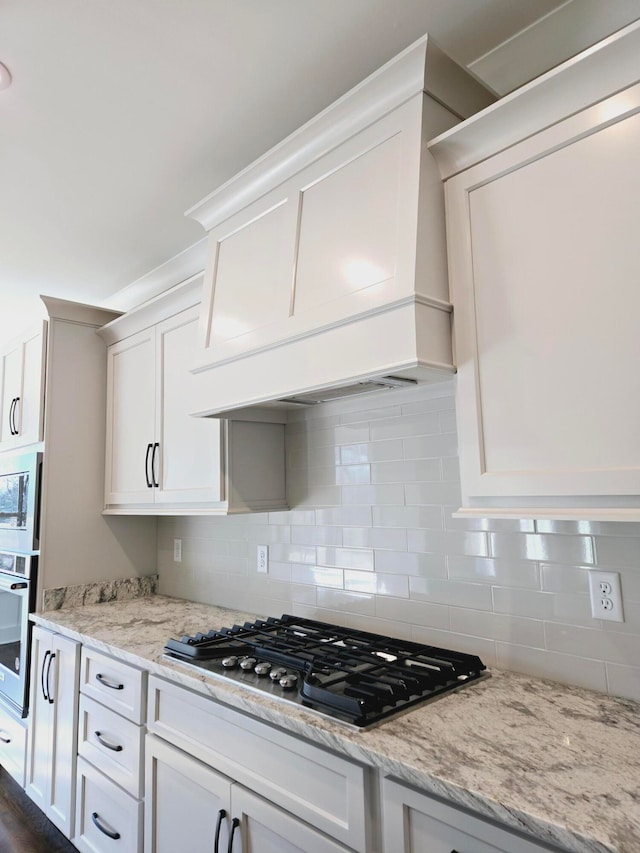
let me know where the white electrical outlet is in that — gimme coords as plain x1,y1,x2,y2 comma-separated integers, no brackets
588,570,624,622
256,544,268,573
173,538,182,563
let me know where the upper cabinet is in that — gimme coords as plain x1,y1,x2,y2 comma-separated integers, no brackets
185,35,495,419
428,21,640,521
0,322,47,450
98,277,287,515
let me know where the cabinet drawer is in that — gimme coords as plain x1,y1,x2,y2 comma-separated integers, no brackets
78,695,144,798
80,648,146,723
0,710,27,787
75,757,142,853
148,675,369,851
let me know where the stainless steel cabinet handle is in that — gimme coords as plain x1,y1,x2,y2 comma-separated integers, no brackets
0,730,11,744
91,812,121,840
94,731,123,752
95,673,124,690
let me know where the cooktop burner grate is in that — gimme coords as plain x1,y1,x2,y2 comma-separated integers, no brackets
164,614,487,728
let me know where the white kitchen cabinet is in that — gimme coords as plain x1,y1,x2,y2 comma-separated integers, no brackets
186,36,494,419
75,648,147,853
99,276,286,515
383,779,566,852
428,20,640,521
146,675,372,851
145,734,349,853
25,625,80,839
0,321,46,449
0,703,27,787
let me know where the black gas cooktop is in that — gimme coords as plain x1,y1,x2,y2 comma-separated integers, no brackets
164,614,487,729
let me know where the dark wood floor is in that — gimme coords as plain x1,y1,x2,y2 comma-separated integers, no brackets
0,769,76,853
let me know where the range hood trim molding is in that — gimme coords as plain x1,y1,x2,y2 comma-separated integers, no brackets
190,293,452,374
185,35,494,233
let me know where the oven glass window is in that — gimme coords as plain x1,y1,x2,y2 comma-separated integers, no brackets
0,590,23,675
0,471,28,530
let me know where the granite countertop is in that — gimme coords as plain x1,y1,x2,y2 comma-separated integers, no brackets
33,595,640,853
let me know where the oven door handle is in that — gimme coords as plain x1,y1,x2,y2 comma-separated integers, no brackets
0,576,28,593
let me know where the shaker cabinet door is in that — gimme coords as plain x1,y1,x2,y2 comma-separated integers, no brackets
444,82,640,519
155,307,223,505
104,328,156,506
0,323,46,450
145,734,231,853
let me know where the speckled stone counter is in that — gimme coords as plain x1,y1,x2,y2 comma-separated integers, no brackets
32,595,640,853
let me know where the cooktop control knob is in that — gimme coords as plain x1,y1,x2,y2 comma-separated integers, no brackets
254,662,272,677
239,657,257,670
221,656,238,668
269,666,287,682
279,673,299,689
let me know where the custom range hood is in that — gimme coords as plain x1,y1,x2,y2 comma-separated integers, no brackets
187,34,495,422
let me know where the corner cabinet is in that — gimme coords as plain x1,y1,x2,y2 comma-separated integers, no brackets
429,20,640,522
98,276,287,516
0,321,47,450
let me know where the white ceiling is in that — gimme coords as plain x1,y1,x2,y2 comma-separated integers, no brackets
1,0,639,341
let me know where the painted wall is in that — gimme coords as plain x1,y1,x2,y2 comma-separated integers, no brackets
158,381,640,702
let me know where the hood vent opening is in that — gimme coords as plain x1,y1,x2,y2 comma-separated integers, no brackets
278,376,417,406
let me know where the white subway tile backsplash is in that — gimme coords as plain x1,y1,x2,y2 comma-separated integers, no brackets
605,663,640,701
316,587,376,616
407,529,489,558
344,570,409,598
157,383,640,703
492,587,593,624
447,556,540,589
374,596,450,629
372,505,442,529
372,459,441,484
450,609,545,648
370,412,440,440
341,439,404,464
409,577,494,610
495,643,608,693
335,464,371,485
405,481,462,506
316,546,374,571
488,533,594,565
374,550,447,578
403,432,458,460
315,506,372,527
593,535,640,569
291,565,344,588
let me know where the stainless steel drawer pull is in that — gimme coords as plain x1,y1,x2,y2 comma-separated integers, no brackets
94,731,123,752
0,730,11,744
91,812,121,840
95,673,124,690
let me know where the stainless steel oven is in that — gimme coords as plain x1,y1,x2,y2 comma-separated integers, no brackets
0,551,37,717
0,451,42,553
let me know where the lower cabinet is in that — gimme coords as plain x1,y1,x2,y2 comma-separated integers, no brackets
146,675,371,852
74,646,147,853
146,734,348,853
383,779,566,853
75,756,143,853
25,625,80,839
0,705,27,787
